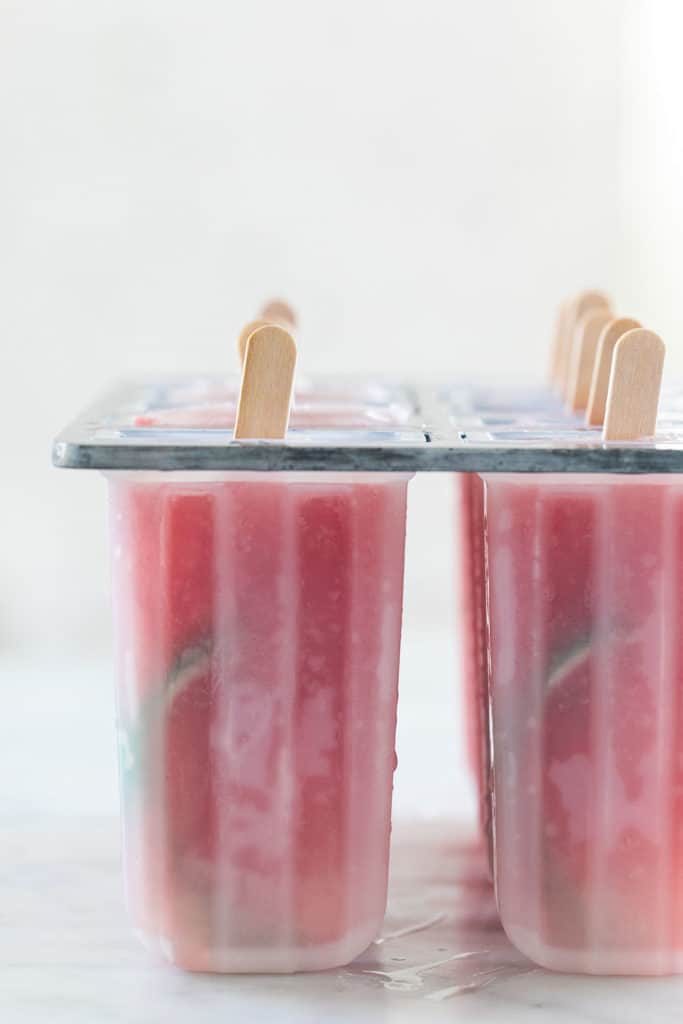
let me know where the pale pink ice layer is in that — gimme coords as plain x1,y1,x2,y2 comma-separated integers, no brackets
109,471,409,972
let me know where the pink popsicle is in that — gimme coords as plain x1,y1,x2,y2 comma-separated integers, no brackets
109,471,409,972
485,474,683,975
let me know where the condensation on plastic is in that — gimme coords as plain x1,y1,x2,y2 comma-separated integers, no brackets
108,470,410,972
484,473,683,975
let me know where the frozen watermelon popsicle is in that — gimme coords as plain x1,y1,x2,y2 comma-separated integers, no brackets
484,330,679,974
486,474,683,974
111,471,409,972
109,326,411,972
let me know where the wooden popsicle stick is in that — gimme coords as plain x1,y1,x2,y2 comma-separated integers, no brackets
234,324,297,439
566,307,613,411
237,318,270,365
259,298,297,329
602,328,665,441
549,299,570,386
585,316,641,426
560,290,611,399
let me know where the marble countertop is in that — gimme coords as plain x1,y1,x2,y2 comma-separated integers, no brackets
4,818,683,1023
3,647,683,1022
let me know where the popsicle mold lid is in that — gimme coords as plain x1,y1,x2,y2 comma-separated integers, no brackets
52,374,683,473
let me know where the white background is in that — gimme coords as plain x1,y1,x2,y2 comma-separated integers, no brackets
1,1,681,818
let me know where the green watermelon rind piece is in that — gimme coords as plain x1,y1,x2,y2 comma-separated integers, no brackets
117,642,213,802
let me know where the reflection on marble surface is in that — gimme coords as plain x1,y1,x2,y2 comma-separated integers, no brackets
351,823,534,999
3,819,683,1023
